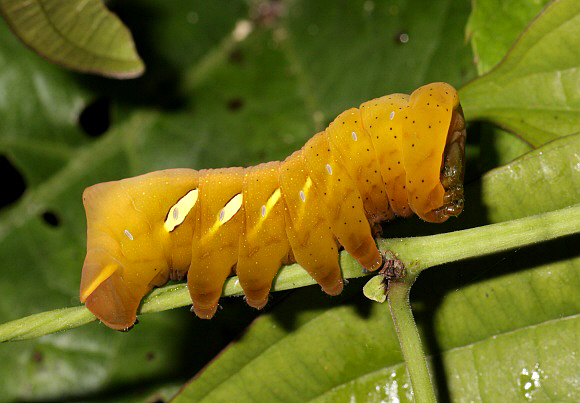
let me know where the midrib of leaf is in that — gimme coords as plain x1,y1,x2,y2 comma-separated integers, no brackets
460,0,580,145
0,137,76,160
31,0,126,61
0,0,144,77
0,112,157,243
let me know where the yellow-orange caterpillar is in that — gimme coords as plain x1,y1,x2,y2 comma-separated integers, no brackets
80,83,466,330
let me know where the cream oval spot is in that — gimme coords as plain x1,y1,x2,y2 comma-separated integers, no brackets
164,188,199,232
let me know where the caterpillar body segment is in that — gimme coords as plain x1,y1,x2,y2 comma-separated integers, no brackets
187,168,245,319
301,132,382,271
402,83,462,221
80,169,200,329
80,82,466,330
326,108,394,224
360,93,411,217
279,151,345,296
238,162,291,310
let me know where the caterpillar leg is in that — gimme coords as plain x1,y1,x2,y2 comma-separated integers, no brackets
237,162,291,309
187,168,245,319
280,152,343,295
302,133,382,272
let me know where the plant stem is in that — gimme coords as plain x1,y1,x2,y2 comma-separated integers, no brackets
388,281,436,403
378,203,580,277
0,204,577,342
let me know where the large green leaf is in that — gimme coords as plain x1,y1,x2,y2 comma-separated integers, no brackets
464,0,553,169
0,0,144,77
466,0,553,75
460,0,580,146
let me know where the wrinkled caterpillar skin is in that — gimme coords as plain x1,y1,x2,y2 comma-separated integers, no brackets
80,83,467,330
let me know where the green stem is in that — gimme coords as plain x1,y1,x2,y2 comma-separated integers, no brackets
388,281,436,403
0,203,578,342
378,203,580,277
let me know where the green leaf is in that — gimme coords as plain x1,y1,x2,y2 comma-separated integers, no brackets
466,0,553,74
363,275,387,303
460,0,580,146
0,0,144,78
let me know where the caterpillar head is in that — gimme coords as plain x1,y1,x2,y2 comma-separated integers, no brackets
80,169,199,330
403,83,466,223
438,103,466,220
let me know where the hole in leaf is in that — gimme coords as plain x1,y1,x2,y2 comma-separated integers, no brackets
228,49,244,65
42,211,60,227
0,155,26,207
79,97,111,137
227,98,244,112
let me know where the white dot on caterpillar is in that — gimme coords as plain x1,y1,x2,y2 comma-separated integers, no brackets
326,164,333,175
351,131,358,141
299,177,313,203
263,188,281,217
390,111,395,120
124,229,134,240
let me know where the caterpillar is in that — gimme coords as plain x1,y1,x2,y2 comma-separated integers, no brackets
80,82,466,330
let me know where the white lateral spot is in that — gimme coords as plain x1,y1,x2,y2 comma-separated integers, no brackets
261,205,267,217
219,193,243,224
124,229,134,240
326,164,333,175
390,111,395,120
206,192,243,238
299,190,306,202
164,188,199,232
352,131,358,141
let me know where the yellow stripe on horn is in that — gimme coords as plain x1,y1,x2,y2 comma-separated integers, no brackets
80,263,120,302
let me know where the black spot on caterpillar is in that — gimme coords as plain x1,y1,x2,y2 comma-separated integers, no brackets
80,82,466,330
